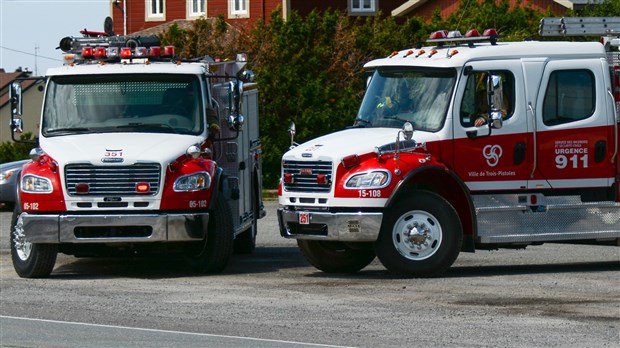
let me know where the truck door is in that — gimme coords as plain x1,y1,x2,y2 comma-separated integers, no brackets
531,59,615,191
453,61,528,192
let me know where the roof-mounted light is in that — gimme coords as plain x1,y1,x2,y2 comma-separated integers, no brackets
93,47,107,59
134,47,148,57
465,29,480,37
148,46,161,57
447,30,462,38
120,47,132,59
63,54,75,65
428,30,448,40
107,47,119,59
81,47,94,58
163,46,175,57
483,28,498,37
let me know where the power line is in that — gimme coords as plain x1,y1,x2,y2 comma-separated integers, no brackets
0,45,61,62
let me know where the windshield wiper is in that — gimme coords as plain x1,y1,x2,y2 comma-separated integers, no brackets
349,118,372,128
383,115,410,123
115,123,177,133
45,127,93,134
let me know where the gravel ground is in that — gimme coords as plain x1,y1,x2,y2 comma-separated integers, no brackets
1,201,619,347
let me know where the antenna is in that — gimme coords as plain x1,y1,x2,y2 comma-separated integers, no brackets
34,44,39,75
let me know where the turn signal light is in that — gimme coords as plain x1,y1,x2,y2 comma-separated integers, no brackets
136,182,150,193
283,173,294,184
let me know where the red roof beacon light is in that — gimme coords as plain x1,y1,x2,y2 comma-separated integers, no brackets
120,47,133,59
163,46,175,57
148,46,161,57
93,47,107,59
428,30,448,40
81,47,94,58
483,28,498,37
465,29,481,38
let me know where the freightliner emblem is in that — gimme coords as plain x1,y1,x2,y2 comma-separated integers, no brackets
101,158,124,163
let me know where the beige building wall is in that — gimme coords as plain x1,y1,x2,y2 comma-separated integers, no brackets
0,83,44,145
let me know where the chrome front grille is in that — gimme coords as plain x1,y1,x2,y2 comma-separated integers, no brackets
282,160,332,193
65,163,161,196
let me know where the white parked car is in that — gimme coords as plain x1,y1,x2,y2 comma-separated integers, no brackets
0,159,29,210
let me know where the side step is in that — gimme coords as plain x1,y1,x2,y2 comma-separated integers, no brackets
473,194,620,244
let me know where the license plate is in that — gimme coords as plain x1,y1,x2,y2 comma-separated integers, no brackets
299,212,310,225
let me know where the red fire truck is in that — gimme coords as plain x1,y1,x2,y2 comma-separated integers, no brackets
278,17,620,277
8,33,264,278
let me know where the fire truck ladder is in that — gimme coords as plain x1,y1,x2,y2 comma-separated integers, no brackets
539,17,620,37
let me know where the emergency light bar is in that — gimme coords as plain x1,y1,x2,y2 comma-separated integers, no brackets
427,28,499,47
59,33,175,64
59,34,161,54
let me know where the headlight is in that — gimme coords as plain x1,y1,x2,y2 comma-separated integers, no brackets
345,170,390,189
0,167,20,185
21,174,53,193
173,172,212,192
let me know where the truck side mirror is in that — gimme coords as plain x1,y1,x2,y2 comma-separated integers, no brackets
241,70,255,82
11,118,24,134
288,122,298,149
10,82,22,117
487,74,504,130
9,82,24,135
227,79,245,131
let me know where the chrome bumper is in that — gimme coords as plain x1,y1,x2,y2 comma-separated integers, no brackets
278,208,382,242
21,212,209,244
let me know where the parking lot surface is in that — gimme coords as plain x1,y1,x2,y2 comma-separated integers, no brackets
1,201,619,347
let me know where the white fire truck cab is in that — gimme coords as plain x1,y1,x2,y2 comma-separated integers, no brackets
278,18,620,277
8,33,264,278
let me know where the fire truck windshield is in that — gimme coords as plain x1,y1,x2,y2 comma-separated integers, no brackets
42,74,204,137
355,68,456,131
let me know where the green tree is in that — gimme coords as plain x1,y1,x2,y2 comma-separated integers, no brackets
159,2,584,188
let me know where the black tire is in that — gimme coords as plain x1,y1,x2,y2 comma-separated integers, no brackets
10,205,58,278
297,240,376,274
375,190,462,278
185,193,234,273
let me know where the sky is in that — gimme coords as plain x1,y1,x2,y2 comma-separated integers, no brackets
1,0,110,75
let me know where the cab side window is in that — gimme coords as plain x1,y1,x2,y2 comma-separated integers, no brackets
460,71,514,127
542,70,595,126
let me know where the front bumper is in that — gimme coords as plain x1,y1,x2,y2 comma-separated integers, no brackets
22,212,209,244
278,208,382,242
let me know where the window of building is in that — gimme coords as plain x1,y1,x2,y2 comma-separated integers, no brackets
189,0,205,18
542,70,595,126
350,0,377,15
229,0,249,18
147,0,165,20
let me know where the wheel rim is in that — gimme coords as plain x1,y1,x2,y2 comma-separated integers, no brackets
12,213,32,261
392,209,442,261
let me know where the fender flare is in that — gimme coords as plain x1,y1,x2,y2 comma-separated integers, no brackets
385,165,477,251
208,166,225,210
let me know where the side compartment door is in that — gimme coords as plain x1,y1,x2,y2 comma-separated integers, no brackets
453,60,528,192
531,59,615,190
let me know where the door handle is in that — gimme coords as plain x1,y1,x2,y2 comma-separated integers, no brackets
514,142,526,165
